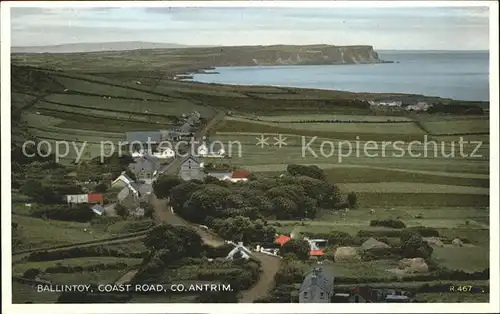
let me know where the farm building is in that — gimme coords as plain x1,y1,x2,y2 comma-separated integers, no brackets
299,267,334,303
66,193,104,205
111,172,136,189
90,204,105,216
226,242,253,260
117,185,140,209
179,154,205,181
129,156,160,183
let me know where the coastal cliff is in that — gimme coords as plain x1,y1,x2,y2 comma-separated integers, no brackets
181,45,386,67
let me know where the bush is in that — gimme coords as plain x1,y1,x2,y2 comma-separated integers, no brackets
30,204,95,222
327,231,355,246
406,227,440,237
370,219,406,229
400,233,433,259
23,268,41,279
347,192,357,208
279,239,310,261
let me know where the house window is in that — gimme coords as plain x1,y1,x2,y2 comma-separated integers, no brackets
354,295,360,303
303,292,308,299
320,292,325,299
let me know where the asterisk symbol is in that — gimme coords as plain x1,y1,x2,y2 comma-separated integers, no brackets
273,134,288,148
256,134,269,148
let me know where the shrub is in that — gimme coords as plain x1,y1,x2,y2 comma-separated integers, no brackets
23,268,41,279
400,233,433,259
279,239,310,261
327,231,355,246
347,192,357,209
370,219,406,229
406,227,440,237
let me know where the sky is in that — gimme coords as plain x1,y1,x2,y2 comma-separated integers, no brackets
10,6,490,50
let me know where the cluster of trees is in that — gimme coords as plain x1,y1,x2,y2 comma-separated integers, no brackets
370,219,407,229
154,164,347,227
27,245,146,262
211,216,276,244
30,203,95,222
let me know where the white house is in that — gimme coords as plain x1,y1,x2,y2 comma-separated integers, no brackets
226,242,252,260
153,148,175,159
197,144,209,157
111,172,135,189
179,155,205,181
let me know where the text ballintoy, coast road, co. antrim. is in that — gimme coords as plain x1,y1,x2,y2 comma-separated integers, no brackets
36,283,233,293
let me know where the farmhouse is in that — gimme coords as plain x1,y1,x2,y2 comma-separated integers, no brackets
66,193,104,206
129,156,160,183
117,185,140,208
406,101,433,112
111,172,136,190
179,154,205,181
299,267,334,303
226,242,253,260
90,204,105,216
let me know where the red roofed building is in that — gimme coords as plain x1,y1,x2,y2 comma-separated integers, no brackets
230,171,250,182
275,235,292,246
310,249,324,257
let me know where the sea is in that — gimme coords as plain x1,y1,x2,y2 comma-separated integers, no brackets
188,51,489,102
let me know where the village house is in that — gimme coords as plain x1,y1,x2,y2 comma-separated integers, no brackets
128,155,160,184
406,101,433,112
206,170,250,182
299,267,335,303
111,172,135,189
179,154,205,181
90,204,105,216
117,184,140,209
197,143,225,158
66,193,104,206
226,242,253,260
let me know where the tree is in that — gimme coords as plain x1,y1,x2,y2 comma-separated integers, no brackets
23,268,41,279
347,192,358,209
169,181,203,212
153,175,182,199
286,164,325,181
143,224,204,259
93,183,108,193
20,179,60,204
279,239,310,260
181,185,232,223
115,203,129,218
327,231,355,246
400,233,433,259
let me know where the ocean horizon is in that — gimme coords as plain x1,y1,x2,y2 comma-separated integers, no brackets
188,50,489,102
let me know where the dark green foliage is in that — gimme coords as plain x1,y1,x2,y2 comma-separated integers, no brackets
347,192,357,208
152,175,183,199
370,219,407,229
211,216,276,244
169,181,203,212
400,233,433,259
30,204,95,222
20,179,62,204
143,224,204,259
115,203,129,218
327,231,356,246
23,268,41,279
274,262,304,285
406,227,440,237
279,239,310,261
93,183,108,193
287,164,325,180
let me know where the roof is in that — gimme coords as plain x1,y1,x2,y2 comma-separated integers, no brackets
125,131,162,143
275,235,292,246
231,171,250,179
361,237,391,250
179,122,192,133
207,172,233,179
180,154,201,166
310,249,325,256
117,186,130,201
90,204,105,215
112,173,135,185
129,156,160,173
299,268,334,294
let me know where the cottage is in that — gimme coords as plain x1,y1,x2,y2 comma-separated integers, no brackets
111,172,136,189
179,154,205,181
153,147,175,159
197,144,209,157
230,171,249,182
129,156,160,183
117,185,140,208
226,242,253,260
90,204,105,216
207,172,233,180
66,194,88,204
299,268,334,303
